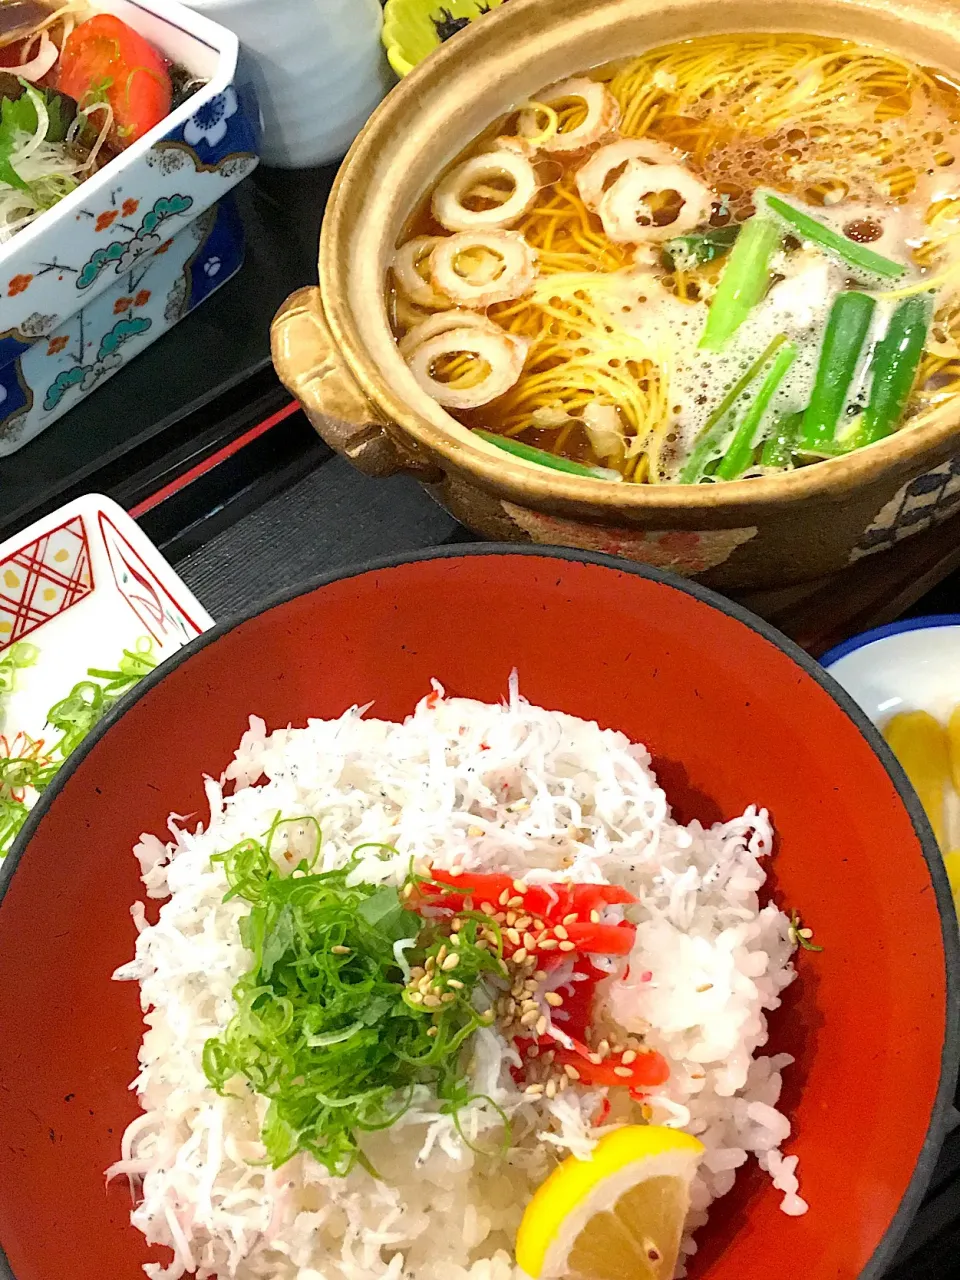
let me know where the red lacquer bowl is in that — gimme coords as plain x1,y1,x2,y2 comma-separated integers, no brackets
0,547,957,1280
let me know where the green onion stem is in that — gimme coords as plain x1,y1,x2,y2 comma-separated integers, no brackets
472,429,619,480
716,342,798,480
661,224,739,271
679,334,788,483
861,294,933,444
699,217,781,351
800,291,877,450
763,193,905,281
759,409,804,469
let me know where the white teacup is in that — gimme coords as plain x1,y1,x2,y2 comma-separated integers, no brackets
182,0,394,167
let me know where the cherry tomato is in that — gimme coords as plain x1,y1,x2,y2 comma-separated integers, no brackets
56,14,171,149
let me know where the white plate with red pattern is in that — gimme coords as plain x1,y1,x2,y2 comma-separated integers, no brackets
0,494,213,774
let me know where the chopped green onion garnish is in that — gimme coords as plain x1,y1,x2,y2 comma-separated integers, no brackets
473,429,621,480
203,825,501,1175
762,193,906,282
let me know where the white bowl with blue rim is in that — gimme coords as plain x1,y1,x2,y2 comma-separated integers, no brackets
821,616,960,726
0,0,260,451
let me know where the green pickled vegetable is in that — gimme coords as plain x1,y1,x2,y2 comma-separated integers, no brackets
759,410,804,469
472,429,619,480
679,334,788,483
763,193,905,281
662,224,740,271
800,291,877,450
700,217,782,351
716,342,798,480
861,293,933,443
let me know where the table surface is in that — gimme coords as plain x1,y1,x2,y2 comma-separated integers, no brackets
1,156,958,1276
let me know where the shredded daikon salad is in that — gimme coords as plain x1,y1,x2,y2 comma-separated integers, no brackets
113,678,807,1280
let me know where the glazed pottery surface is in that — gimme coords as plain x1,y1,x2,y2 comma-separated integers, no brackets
0,548,957,1280
272,0,960,589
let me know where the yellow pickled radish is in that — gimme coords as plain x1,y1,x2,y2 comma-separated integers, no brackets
948,705,960,796
943,850,960,909
883,710,950,848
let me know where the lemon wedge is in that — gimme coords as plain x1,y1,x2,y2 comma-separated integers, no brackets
516,1125,705,1280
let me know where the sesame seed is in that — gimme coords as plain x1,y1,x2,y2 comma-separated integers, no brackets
614,1066,633,1078
505,998,517,1017
427,1026,438,1037
506,928,521,946
437,944,448,964
410,967,425,980
588,1053,602,1065
513,947,528,964
621,1050,637,1064
524,1083,545,1096
696,983,713,993
476,939,488,950
564,1065,580,1081
448,978,464,989
524,978,539,992
563,913,579,925
516,916,532,930
554,925,569,940
508,895,525,909
408,992,424,1004
538,938,559,951
481,1009,495,1024
590,910,601,923
506,911,517,926
481,901,497,916
513,880,529,893
690,1072,705,1080
450,933,462,946
536,1015,548,1036
559,1075,569,1091
520,1008,540,1027
545,1079,557,1098
331,945,351,955
441,993,455,1004
558,940,576,952
450,918,462,932
402,884,415,899
534,969,548,981
467,826,484,838
545,992,564,1007
442,953,460,971
534,919,546,932
448,864,465,876
418,976,432,993
498,890,511,906
798,927,814,939
494,912,507,924
423,995,441,1008
598,1039,611,1058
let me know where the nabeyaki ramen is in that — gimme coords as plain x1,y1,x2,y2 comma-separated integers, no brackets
388,34,960,484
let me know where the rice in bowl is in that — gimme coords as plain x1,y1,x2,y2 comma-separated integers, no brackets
112,678,806,1280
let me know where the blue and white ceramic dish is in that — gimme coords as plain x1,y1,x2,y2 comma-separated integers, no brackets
821,616,960,727
0,196,245,456
0,0,259,449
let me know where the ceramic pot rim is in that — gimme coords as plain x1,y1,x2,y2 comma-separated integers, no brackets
318,0,960,515
2,543,958,1280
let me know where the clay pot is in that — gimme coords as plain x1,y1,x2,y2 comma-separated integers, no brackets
272,0,960,590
